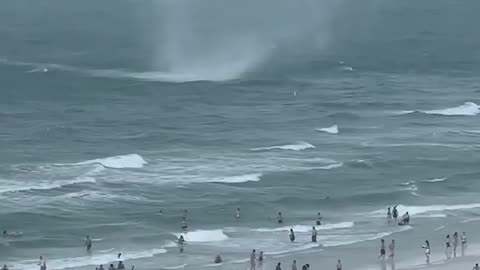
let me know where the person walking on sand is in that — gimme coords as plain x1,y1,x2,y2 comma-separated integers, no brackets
336,260,342,270
453,232,459,257
462,232,467,256
250,249,257,270
389,240,395,259
292,260,297,270
378,239,386,260
445,234,451,259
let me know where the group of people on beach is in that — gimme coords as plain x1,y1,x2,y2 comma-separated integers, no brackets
386,206,410,226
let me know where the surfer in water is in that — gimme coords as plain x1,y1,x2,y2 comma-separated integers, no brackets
462,232,467,256
85,235,92,252
277,212,283,224
316,212,322,225
250,249,257,270
289,229,295,242
311,226,317,242
178,235,185,253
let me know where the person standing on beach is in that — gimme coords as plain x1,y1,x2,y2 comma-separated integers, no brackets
423,240,431,264
473,263,480,270
336,260,342,270
387,207,392,221
453,232,458,257
445,234,451,259
378,239,386,260
289,229,295,242
1,265,8,270
250,249,257,270
276,262,282,270
258,251,264,268
389,240,395,259
292,260,297,270
462,232,467,256
311,226,317,242
85,235,92,252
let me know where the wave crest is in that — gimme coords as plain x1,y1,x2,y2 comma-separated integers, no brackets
174,229,229,242
251,142,315,151
70,154,147,169
316,125,339,134
402,102,480,116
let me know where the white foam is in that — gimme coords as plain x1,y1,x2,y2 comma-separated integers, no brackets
402,102,480,116
174,229,229,242
266,242,321,256
461,218,480,224
0,177,95,194
323,226,412,247
370,203,480,217
317,163,343,170
422,178,447,183
161,264,188,269
253,222,354,233
206,173,262,183
11,248,166,270
251,142,315,151
71,154,147,169
161,241,179,248
316,125,339,134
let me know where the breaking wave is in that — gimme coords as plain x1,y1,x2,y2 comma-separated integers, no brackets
251,142,315,151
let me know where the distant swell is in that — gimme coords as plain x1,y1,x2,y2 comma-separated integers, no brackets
401,102,480,116
64,154,147,169
318,163,343,170
316,125,339,134
251,142,315,151
0,177,95,194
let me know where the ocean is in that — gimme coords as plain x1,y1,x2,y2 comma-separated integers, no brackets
1,0,480,270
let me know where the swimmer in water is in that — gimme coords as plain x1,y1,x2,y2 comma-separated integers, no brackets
250,249,257,270
316,212,322,225
108,264,115,270
178,235,185,253
85,235,92,252
289,229,295,242
99,265,105,270
117,261,125,270
181,219,188,230
445,234,451,259
38,256,46,270
214,254,222,264
392,206,399,219
311,226,317,243
453,232,458,257
1,265,8,270
336,260,342,270
236,208,240,220
277,212,283,224
378,239,386,260
387,207,392,220
462,232,467,256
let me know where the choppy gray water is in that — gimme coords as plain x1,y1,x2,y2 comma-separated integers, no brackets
1,1,480,270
